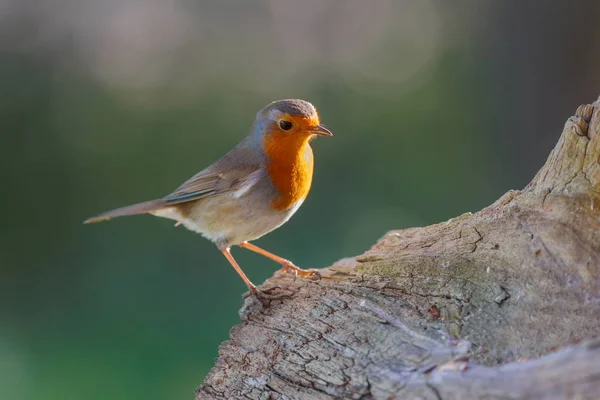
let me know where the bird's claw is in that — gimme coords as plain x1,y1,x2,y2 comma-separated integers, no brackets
244,285,292,301
279,262,321,281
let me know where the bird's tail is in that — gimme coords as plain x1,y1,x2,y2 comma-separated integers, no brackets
84,199,168,224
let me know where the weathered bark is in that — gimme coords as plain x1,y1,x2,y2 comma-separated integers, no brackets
196,98,600,400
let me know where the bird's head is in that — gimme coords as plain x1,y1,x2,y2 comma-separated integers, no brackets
253,99,333,145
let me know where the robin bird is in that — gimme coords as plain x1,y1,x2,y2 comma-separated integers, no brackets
85,99,332,298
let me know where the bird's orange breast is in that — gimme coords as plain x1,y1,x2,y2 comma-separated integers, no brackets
263,132,314,211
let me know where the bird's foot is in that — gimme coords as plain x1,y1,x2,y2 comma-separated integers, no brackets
243,285,293,301
279,261,321,280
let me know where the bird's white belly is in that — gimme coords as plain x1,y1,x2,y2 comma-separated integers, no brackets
151,194,303,249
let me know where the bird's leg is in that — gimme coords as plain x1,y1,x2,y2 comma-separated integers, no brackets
239,242,321,280
221,248,290,300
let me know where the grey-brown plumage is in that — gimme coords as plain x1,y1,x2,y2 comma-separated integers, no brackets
85,99,332,297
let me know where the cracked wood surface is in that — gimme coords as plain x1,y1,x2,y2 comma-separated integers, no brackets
197,97,600,399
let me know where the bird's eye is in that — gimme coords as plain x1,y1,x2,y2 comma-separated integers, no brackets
279,120,293,131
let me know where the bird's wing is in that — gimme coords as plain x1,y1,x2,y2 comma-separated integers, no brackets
163,164,264,204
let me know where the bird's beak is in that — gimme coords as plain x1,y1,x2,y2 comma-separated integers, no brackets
310,124,333,137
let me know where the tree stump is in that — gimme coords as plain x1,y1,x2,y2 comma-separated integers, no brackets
196,97,600,400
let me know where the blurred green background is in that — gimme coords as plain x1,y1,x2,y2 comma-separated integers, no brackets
2,1,600,399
